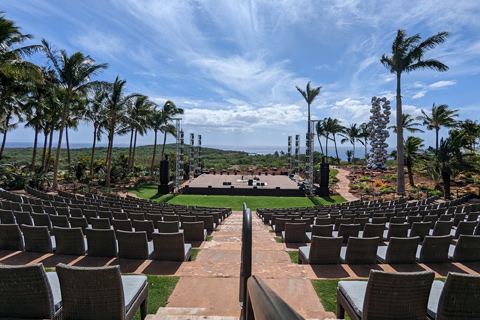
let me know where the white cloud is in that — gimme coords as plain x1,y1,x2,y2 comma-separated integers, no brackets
428,80,456,88
412,91,427,99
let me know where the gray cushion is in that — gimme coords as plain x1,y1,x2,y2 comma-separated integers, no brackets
450,229,456,237
299,246,310,263
340,247,347,262
376,245,388,263
338,281,367,318
50,236,56,251
122,275,147,312
332,231,339,237
415,244,422,260
305,232,312,242
46,272,62,310
448,244,455,260
184,243,192,260
427,280,445,319
147,241,154,258
281,231,285,240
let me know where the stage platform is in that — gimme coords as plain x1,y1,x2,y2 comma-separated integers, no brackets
182,174,305,197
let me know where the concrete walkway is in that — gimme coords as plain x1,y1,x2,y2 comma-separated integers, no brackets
334,168,359,202
149,211,334,320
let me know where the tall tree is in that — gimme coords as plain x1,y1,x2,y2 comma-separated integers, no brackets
340,123,364,164
158,100,184,162
417,103,459,151
381,29,449,195
388,113,425,135
359,122,369,161
42,39,107,188
84,88,107,177
404,136,424,187
323,117,344,164
315,121,325,155
459,119,480,152
296,81,322,145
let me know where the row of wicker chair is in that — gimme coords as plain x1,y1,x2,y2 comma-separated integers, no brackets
298,234,480,264
0,224,192,261
0,262,148,320
336,270,480,320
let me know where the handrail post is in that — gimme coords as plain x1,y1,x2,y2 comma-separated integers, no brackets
240,202,252,319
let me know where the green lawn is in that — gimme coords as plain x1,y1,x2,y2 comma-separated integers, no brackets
287,250,298,263
128,185,346,211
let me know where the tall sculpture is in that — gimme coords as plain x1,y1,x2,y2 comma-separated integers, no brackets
367,96,391,170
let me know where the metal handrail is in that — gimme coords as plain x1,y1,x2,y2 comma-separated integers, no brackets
240,202,252,318
245,275,305,320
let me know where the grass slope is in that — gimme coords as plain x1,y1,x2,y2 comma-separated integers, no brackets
129,185,345,210
133,275,179,320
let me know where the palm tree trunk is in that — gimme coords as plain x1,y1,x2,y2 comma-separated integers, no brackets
396,73,405,195
127,128,134,171
131,129,138,172
333,135,340,164
41,130,48,170
66,126,71,164
364,138,368,160
442,172,451,200
352,142,356,164
105,130,114,188
325,134,329,161
0,113,12,159
435,128,439,151
316,135,324,155
90,125,97,178
151,129,158,177
45,123,55,173
407,161,415,187
31,125,39,172
161,131,168,161
52,97,70,189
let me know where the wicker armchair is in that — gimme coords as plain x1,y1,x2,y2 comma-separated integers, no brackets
306,224,334,242
196,215,216,232
90,217,111,229
376,236,420,264
448,235,480,262
69,207,83,217
85,228,118,257
157,221,180,233
450,221,476,239
0,263,62,319
337,270,434,320
13,210,33,226
50,215,70,228
68,216,88,232
430,221,454,236
340,237,379,264
0,223,24,250
408,221,431,240
282,222,307,243
112,219,133,232
183,221,207,241
0,209,15,224
53,226,87,256
83,209,98,224
21,224,55,253
333,224,361,243
152,232,192,261
416,235,453,263
359,223,385,242
298,236,342,264
117,230,154,260
273,217,291,233
32,212,53,231
427,272,480,319
383,223,409,241
132,219,155,240
56,263,148,320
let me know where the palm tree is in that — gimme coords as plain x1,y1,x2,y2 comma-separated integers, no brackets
315,121,325,155
381,29,449,195
323,117,344,164
388,113,425,135
460,119,480,152
359,122,369,161
425,131,470,199
158,100,184,161
102,76,138,187
296,81,322,141
0,12,43,159
345,150,353,164
404,136,424,187
84,88,107,177
340,123,364,164
417,103,459,151
42,39,108,188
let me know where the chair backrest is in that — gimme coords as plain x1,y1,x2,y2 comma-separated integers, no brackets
418,235,453,263
128,212,145,221
132,219,155,240
451,235,480,262
284,223,306,243
386,223,409,240
43,206,57,215
407,215,423,227
453,221,476,239
14,210,33,226
112,219,133,232
274,218,290,232
315,217,332,225
345,237,379,264
182,221,206,241
157,221,180,233
196,215,215,231
467,211,479,222
90,217,111,229
21,224,53,253
363,270,434,319
436,272,480,320
0,263,57,319
432,221,454,236
311,224,333,237
163,214,179,222
353,217,369,229
83,209,98,223
85,228,117,257
390,216,406,224
410,221,431,240
0,223,24,250
32,212,53,231
310,236,342,264
69,216,88,232
50,214,70,228
152,232,186,261
117,230,150,259
338,224,361,243
53,226,86,255
334,217,353,231
385,236,420,264
363,223,385,241
371,217,388,224
56,207,70,216
56,263,125,320
69,207,83,217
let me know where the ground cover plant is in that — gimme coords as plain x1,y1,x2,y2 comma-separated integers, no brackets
132,275,179,320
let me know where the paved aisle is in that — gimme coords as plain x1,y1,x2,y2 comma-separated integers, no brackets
149,211,333,319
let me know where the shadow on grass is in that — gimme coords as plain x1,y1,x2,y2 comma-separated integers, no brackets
309,196,337,206
150,193,177,201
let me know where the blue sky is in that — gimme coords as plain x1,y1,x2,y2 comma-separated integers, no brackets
4,0,480,153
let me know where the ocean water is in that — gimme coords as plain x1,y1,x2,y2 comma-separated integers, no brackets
6,141,395,161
